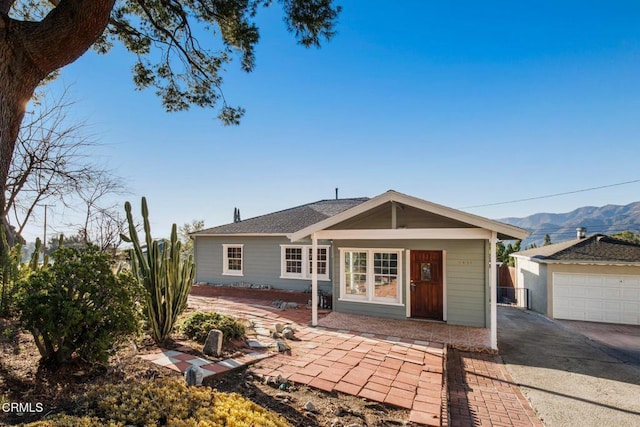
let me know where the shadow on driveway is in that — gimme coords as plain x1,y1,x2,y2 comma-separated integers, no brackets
498,306,640,426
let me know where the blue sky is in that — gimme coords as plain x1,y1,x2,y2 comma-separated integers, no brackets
26,1,640,241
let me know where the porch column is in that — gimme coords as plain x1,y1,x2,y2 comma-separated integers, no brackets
311,232,318,326
490,231,498,350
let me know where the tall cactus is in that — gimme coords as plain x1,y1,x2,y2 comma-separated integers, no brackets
122,197,195,344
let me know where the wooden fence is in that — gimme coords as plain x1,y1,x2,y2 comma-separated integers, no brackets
498,265,516,288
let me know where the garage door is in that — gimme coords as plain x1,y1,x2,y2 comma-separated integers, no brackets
553,273,640,325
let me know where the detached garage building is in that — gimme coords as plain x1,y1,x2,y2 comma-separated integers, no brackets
511,231,640,325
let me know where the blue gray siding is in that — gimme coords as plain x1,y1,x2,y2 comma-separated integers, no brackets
194,236,333,294
195,235,488,327
332,239,487,327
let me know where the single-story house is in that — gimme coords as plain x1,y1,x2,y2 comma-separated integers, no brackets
511,230,640,325
192,190,529,349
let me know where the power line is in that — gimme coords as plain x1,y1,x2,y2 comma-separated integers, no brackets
460,179,640,209
506,219,640,234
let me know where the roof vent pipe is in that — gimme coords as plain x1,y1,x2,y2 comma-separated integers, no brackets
576,227,586,239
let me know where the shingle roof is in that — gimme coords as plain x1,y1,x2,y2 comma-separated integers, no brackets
192,198,369,235
513,234,640,263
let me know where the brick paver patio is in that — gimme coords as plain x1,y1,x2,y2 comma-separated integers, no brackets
143,291,544,426
188,295,446,425
253,327,446,426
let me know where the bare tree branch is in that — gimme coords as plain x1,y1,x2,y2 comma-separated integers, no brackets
5,86,127,245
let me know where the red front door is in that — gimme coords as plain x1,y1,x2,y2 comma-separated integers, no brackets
410,250,443,320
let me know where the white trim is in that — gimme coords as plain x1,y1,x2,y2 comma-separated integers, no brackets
312,233,318,326
337,298,404,307
339,247,403,305
443,250,448,322
195,233,287,237
490,232,498,350
511,254,640,267
222,244,244,276
279,244,330,281
405,249,411,317
290,190,529,242
315,228,492,240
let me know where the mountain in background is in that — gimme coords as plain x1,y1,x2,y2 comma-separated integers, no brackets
498,201,640,247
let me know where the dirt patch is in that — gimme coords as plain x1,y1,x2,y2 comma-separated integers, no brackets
190,284,315,306
0,318,414,426
207,367,413,427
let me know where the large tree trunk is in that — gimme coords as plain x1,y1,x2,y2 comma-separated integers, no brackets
0,23,42,245
0,0,116,244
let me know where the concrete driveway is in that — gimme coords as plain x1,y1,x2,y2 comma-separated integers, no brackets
498,306,640,427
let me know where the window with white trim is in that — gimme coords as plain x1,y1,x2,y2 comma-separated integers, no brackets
223,244,243,276
280,245,329,281
284,247,304,277
340,248,402,304
309,246,328,276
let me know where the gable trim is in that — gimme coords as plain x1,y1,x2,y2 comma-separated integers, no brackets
312,228,492,240
194,233,288,237
290,190,528,242
512,255,640,267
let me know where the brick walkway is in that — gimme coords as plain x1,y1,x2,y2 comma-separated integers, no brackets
447,349,543,427
253,328,446,426
188,295,446,426
144,294,544,426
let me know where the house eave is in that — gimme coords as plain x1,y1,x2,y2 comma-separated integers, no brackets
511,255,640,267
292,228,493,242
192,233,288,237
290,190,529,242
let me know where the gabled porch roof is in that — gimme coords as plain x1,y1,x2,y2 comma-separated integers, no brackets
290,190,529,242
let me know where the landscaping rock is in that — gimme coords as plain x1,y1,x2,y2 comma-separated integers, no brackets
282,327,295,339
334,406,349,416
203,329,223,357
304,401,317,412
184,365,204,386
276,341,291,352
274,323,284,333
246,338,269,349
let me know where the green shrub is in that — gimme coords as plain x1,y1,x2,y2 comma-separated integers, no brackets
18,245,141,365
24,378,290,427
0,230,24,317
180,311,246,343
22,415,120,427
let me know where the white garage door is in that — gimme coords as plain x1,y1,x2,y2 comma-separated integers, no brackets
553,273,640,325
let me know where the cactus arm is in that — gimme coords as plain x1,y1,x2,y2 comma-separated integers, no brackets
124,197,194,344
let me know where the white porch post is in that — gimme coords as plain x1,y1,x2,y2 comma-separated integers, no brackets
490,231,498,350
311,232,318,326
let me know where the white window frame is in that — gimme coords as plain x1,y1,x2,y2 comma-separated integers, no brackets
222,244,244,276
280,245,330,281
339,247,403,306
